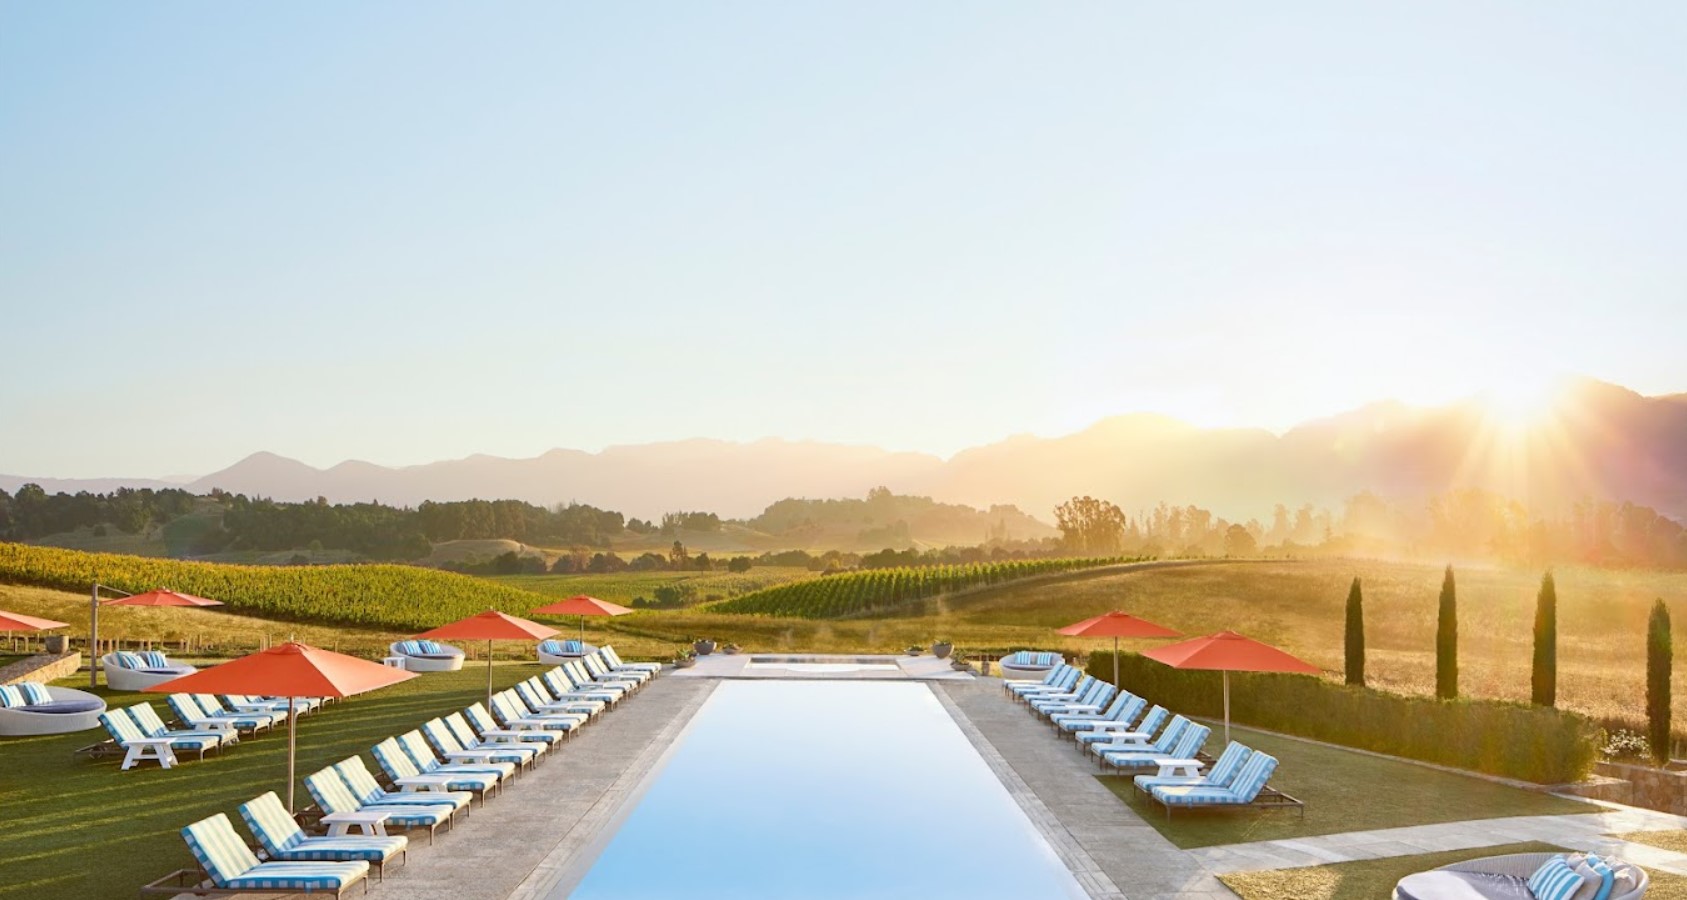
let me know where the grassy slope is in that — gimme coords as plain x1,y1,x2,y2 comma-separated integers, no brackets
1094,724,1595,849
488,567,814,605
1221,842,1687,900
0,666,546,900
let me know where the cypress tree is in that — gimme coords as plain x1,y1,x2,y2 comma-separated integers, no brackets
1531,571,1557,706
1648,598,1672,765
1344,577,1365,686
1436,565,1458,700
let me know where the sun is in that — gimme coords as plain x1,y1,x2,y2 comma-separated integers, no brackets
1480,374,1562,430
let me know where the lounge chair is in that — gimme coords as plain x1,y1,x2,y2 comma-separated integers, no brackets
239,791,406,880
421,718,537,769
1026,675,1098,715
564,659,635,698
541,668,617,710
223,694,320,716
1078,704,1169,751
537,670,610,716
129,702,237,752
1091,713,1189,766
441,709,553,756
372,735,502,801
601,645,661,676
1149,750,1303,818
536,638,594,665
167,694,280,734
99,706,221,769
465,702,565,748
1032,679,1115,718
582,650,649,687
331,756,471,818
491,690,585,737
1102,722,1210,774
304,765,457,845
1134,741,1253,794
518,677,598,717
1009,666,1080,702
102,650,197,692
999,651,1063,681
0,682,106,736
1393,852,1648,900
155,813,367,898
1053,692,1145,736
387,639,465,673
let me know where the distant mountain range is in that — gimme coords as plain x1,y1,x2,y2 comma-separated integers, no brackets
5,378,1685,522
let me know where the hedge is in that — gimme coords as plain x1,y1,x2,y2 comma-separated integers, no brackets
1086,652,1601,784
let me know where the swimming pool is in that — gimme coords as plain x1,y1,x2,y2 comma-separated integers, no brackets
562,680,1088,899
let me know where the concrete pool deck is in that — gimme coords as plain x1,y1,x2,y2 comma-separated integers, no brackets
669,650,975,679
214,667,1687,899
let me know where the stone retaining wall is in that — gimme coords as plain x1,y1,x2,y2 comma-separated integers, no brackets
1597,761,1687,815
0,651,83,686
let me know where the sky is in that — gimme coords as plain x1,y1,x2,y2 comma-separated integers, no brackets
3,2,1685,478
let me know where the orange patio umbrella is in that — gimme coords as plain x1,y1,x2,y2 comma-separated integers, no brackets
413,609,558,708
1057,611,1181,686
530,595,632,644
1142,630,1319,742
0,609,70,654
90,587,225,687
146,642,416,811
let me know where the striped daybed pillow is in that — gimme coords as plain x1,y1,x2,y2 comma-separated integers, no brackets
140,650,170,668
110,651,145,669
0,685,23,708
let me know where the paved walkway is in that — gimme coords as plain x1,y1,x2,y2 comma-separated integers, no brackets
317,676,716,900
938,679,1238,899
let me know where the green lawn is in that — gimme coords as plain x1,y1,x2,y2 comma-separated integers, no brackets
1096,724,1598,849
0,665,554,899
1220,842,1687,900
1615,829,1687,854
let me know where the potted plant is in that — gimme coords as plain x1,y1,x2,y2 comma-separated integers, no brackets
673,649,698,669
721,642,741,655
905,645,922,657
950,649,972,671
693,637,717,656
930,638,953,659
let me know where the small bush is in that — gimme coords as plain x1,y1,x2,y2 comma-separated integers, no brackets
1087,652,1601,784
1603,729,1651,761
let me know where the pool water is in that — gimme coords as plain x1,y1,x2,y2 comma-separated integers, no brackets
564,680,1088,899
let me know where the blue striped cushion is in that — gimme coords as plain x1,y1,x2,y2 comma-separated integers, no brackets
183,814,263,885
240,792,305,853
111,651,144,669
222,862,367,891
19,682,52,704
1586,855,1614,900
140,650,169,668
0,685,22,708
1527,856,1582,900
267,836,406,863
418,639,444,654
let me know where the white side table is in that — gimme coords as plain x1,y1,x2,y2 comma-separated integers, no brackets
381,656,407,669
321,810,393,836
394,774,456,792
122,737,178,770
1152,758,1205,778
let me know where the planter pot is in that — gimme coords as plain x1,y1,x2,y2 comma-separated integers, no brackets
950,660,972,671
44,635,67,654
722,645,741,655
905,648,922,657
674,657,697,669
693,640,717,656
931,642,953,659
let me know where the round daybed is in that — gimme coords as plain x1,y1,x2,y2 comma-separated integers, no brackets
389,640,466,672
1394,852,1647,900
998,650,1063,680
0,685,108,736
101,652,198,692
537,639,596,666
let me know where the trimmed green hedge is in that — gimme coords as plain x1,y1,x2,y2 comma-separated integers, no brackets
1087,652,1601,784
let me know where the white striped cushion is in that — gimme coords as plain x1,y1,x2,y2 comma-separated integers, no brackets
141,650,169,668
19,682,52,704
111,651,144,669
0,685,22,708
1527,855,1581,900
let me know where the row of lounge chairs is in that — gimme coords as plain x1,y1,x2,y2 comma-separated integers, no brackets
145,646,659,898
93,694,329,769
1006,663,1301,818
385,638,638,672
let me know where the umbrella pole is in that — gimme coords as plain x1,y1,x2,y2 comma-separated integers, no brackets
486,639,494,709
1223,671,1231,744
1113,636,1120,687
287,696,297,813
579,615,586,644
89,585,99,688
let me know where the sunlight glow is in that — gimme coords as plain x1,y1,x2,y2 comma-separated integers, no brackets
1479,375,1564,431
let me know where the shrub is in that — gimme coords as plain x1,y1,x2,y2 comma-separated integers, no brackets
1436,565,1458,699
1087,652,1601,784
1649,598,1673,765
1344,577,1364,686
1532,571,1557,707
1603,729,1651,762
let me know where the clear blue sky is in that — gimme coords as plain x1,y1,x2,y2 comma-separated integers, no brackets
3,2,1685,477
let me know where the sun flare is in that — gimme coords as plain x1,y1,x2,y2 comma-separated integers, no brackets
1480,375,1562,430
